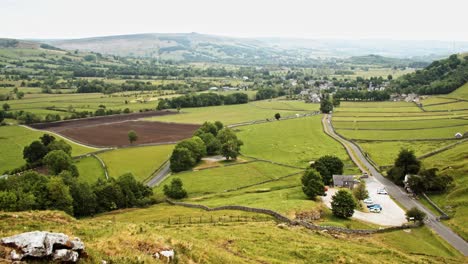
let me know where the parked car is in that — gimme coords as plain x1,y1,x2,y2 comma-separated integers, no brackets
363,198,373,204
369,207,381,213
377,188,388,195
368,204,382,210
360,172,369,179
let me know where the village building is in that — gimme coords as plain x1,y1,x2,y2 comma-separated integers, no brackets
332,175,356,189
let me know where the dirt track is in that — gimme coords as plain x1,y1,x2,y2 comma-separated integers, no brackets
29,111,199,147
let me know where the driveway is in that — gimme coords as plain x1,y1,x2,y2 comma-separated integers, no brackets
322,179,407,226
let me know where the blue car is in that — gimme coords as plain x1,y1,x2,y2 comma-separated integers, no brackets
368,204,382,210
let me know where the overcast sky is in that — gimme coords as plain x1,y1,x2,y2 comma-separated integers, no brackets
1,0,467,41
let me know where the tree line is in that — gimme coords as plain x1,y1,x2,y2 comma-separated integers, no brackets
390,54,468,95
0,134,153,217
156,93,248,110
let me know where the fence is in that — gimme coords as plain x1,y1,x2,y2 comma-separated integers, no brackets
166,215,272,225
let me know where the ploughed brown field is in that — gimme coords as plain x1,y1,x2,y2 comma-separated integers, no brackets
29,111,199,147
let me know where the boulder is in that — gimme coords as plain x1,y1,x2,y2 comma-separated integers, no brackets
0,231,85,262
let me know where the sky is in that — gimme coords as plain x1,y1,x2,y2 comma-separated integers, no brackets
1,0,468,41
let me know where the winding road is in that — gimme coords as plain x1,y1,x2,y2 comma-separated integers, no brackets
322,114,468,256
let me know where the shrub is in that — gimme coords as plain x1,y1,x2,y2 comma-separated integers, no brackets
301,168,324,200
331,189,356,218
163,178,187,199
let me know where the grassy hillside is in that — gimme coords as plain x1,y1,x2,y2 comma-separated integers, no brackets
0,125,98,173
422,142,468,240
0,209,464,263
448,82,468,100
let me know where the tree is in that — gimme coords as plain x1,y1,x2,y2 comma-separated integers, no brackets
320,98,333,113
405,207,426,223
214,121,224,131
43,150,74,175
388,149,421,185
2,103,10,111
332,97,341,107
170,147,196,172
46,176,74,215
217,128,243,160
40,134,55,146
198,132,221,155
47,139,72,155
195,121,219,136
71,182,97,217
353,181,368,201
331,190,356,218
301,169,325,199
274,113,281,120
23,141,48,164
313,156,344,185
128,130,138,144
176,137,206,162
163,178,187,199
0,110,5,123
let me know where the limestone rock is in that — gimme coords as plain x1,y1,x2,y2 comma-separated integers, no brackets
1,231,84,262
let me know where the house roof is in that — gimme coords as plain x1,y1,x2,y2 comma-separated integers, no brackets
332,175,355,185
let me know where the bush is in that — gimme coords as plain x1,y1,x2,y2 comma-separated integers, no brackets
163,178,187,199
301,168,324,200
406,207,426,222
331,189,356,218
170,147,196,172
353,181,368,201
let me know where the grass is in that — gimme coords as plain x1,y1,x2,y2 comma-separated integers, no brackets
0,209,463,263
333,118,468,130
422,142,468,240
97,144,174,182
448,82,468,100
155,161,302,197
144,103,302,125
251,100,320,111
237,115,356,169
424,101,468,111
358,141,454,166
75,155,106,184
337,125,468,140
0,125,97,173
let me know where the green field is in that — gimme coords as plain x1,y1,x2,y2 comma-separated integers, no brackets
0,125,97,173
447,82,468,100
156,161,301,197
145,103,302,125
333,118,468,130
251,100,320,111
236,115,356,169
422,142,468,240
75,155,106,184
337,125,468,140
424,101,468,111
358,140,454,166
98,144,174,182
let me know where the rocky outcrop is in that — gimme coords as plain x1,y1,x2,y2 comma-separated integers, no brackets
0,231,85,262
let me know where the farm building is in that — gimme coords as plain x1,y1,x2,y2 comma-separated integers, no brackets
455,132,463,139
332,175,356,189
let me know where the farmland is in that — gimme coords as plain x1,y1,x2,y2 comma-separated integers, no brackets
237,115,356,169
0,125,97,173
75,155,106,184
98,144,174,182
145,102,311,125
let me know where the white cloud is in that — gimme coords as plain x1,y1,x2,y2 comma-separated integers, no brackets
1,0,467,41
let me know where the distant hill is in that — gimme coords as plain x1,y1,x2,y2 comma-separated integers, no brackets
391,54,468,95
37,33,468,64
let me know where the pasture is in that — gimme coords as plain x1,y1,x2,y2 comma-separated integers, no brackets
0,125,97,173
422,142,468,240
447,82,468,100
332,118,468,130
75,155,106,184
237,115,358,170
337,125,468,140
98,144,174,182
155,161,301,197
145,102,305,125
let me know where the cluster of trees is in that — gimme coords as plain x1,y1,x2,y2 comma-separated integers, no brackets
0,171,153,217
301,155,359,218
387,149,453,193
301,156,344,199
334,90,390,101
156,92,248,110
169,121,243,173
391,54,468,95
255,88,283,100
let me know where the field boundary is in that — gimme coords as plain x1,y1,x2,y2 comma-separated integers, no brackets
335,123,468,131
228,111,320,128
166,199,421,234
91,154,109,180
224,171,303,192
418,139,468,160
421,193,450,220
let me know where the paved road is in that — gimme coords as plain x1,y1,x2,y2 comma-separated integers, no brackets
322,114,468,256
147,162,171,187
